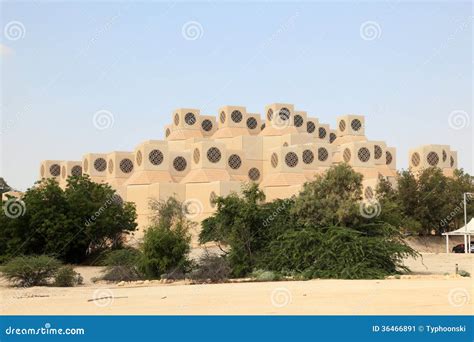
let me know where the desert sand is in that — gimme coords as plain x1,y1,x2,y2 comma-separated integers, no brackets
1,253,473,315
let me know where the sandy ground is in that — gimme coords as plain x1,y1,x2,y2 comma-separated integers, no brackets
1,253,473,315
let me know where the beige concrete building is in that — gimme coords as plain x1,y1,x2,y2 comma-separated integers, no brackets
39,103,458,241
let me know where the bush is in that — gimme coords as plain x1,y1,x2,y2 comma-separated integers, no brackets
458,270,470,277
54,266,83,287
189,252,231,282
101,249,142,282
1,255,61,286
251,269,280,281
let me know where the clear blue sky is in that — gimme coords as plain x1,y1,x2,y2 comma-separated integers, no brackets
1,1,472,190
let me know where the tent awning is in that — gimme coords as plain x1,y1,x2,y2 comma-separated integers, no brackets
442,218,474,236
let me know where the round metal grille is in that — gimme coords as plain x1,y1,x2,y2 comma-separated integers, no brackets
358,147,371,162
307,121,316,133
411,153,420,167
94,158,107,172
294,114,303,127
228,154,242,169
207,147,222,163
427,152,439,166
108,159,114,174
193,148,200,164
261,123,266,130
246,117,258,129
271,153,279,168
450,156,455,167
174,113,179,126
149,150,164,165
219,111,226,123
343,148,351,163
184,112,196,125
386,151,393,165
201,119,213,132
113,194,124,207
329,133,337,143
442,150,447,162
302,149,314,164
231,110,243,123
248,167,261,181
318,147,329,161
364,187,374,200
71,165,82,177
173,156,187,172
267,109,273,121
351,119,362,131
136,150,142,166
165,128,171,137
285,152,298,167
50,164,60,177
279,107,290,121
318,127,327,139
339,120,346,132
210,191,217,208
120,158,134,173
374,145,383,160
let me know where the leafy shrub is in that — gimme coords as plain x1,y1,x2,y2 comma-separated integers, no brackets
189,252,231,282
54,266,83,287
1,255,61,286
101,249,142,282
458,270,470,277
251,269,280,281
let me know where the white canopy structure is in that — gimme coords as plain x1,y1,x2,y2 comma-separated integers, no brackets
443,218,474,253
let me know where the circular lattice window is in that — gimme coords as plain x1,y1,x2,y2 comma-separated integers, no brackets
318,127,327,139
185,112,196,125
267,109,273,121
173,156,187,172
285,152,298,167
294,114,303,127
442,150,447,162
303,149,314,164
210,191,217,208
427,152,439,166
343,148,351,163
61,166,66,179
120,158,134,173
450,156,454,167
219,111,226,123
49,164,60,177
149,150,164,165
228,154,242,169
329,133,337,143
193,148,200,164
374,145,383,160
318,148,329,162
231,110,243,123
174,113,180,126
351,119,362,131
201,119,213,132
411,152,420,167
94,158,107,172
358,147,371,162
248,168,261,181
364,187,374,200
279,107,290,121
165,128,171,137
136,151,142,166
83,159,88,173
246,117,258,129
307,121,316,133
108,160,114,174
40,165,45,177
271,153,279,168
339,120,346,132
386,151,393,165
207,147,222,163
113,194,124,207
71,165,82,177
